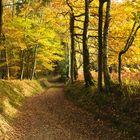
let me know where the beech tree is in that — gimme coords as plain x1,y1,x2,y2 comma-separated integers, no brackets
66,0,77,83
98,0,111,94
0,0,2,36
118,21,140,84
83,0,94,86
0,0,7,79
98,0,104,93
102,0,111,94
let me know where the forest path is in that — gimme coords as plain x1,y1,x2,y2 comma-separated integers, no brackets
10,83,120,140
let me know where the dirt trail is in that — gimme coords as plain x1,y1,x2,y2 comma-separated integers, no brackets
9,84,122,140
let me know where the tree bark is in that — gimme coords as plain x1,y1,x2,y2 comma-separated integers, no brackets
103,0,111,94
74,54,78,80
70,13,75,83
118,23,140,84
31,45,37,80
98,1,104,93
12,0,15,17
118,52,122,84
5,46,10,79
0,0,2,36
20,50,25,80
1,49,7,79
83,0,93,87
26,48,31,79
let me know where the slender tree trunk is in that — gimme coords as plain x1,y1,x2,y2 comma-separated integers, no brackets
68,41,71,79
66,0,77,83
70,13,75,83
74,54,78,80
118,22,136,84
118,25,140,84
98,1,104,93
5,46,10,79
1,49,7,79
12,0,15,17
0,0,2,36
0,1,7,79
31,45,37,80
103,0,111,94
0,0,3,78
83,0,93,86
20,50,25,80
64,42,69,79
118,52,122,84
26,48,31,79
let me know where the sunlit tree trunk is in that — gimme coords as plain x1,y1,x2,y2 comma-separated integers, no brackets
5,46,10,79
26,48,31,79
66,0,78,83
31,44,37,80
20,50,25,80
0,0,2,36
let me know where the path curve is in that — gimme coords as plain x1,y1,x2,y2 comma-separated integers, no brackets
10,85,122,140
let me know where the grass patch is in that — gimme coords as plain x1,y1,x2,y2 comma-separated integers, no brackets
65,81,140,139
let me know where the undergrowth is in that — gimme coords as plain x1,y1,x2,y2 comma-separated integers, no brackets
65,81,140,139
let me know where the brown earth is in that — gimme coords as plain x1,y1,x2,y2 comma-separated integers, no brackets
8,84,126,140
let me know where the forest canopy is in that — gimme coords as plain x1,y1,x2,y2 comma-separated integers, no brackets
0,0,140,139
0,0,140,89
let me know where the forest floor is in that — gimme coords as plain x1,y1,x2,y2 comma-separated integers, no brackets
7,82,131,140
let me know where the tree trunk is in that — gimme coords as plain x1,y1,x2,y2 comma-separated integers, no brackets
1,49,6,79
118,22,140,84
103,0,111,94
12,0,15,17
70,13,75,83
118,52,122,84
26,48,31,79
31,45,37,80
5,46,10,79
98,1,104,93
118,22,136,84
64,42,70,79
74,54,78,80
20,50,25,80
66,0,78,83
0,0,2,36
0,0,3,78
83,0,93,87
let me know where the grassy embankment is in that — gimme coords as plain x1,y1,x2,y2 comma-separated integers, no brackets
0,79,48,138
65,80,140,139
